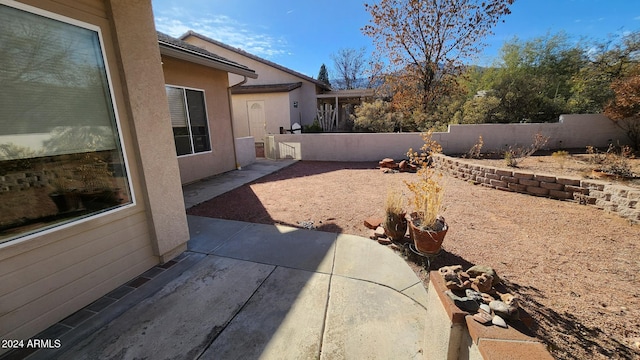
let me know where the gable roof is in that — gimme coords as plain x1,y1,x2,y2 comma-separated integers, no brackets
179,30,330,91
157,32,257,79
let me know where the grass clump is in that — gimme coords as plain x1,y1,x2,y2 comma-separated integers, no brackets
405,130,445,230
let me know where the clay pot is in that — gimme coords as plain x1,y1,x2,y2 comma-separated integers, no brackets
383,212,407,242
408,216,448,254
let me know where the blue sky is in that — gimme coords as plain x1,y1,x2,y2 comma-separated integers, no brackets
152,0,640,79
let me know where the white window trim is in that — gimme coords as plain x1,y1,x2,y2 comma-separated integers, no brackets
0,0,136,248
165,84,213,158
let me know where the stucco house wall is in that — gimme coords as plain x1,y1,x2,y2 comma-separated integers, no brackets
181,32,328,132
231,92,292,141
161,56,237,184
0,0,189,351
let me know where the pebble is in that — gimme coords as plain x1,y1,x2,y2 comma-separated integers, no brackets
492,315,508,328
473,310,493,324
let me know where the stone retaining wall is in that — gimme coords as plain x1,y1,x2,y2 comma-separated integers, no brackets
432,154,640,224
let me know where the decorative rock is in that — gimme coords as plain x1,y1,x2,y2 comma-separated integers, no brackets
374,226,386,238
364,217,382,230
499,293,519,307
492,315,508,328
490,300,519,320
377,238,392,245
480,303,491,314
481,293,496,304
466,265,501,285
473,310,493,324
471,273,494,293
439,265,471,290
465,289,484,302
489,300,510,316
455,298,480,313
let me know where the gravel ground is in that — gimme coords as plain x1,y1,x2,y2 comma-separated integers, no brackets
188,158,640,359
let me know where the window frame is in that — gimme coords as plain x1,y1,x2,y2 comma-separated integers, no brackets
0,0,136,246
165,84,212,157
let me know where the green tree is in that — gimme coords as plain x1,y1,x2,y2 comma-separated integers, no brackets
604,65,640,149
570,31,640,113
351,100,402,132
317,63,331,88
468,33,587,122
362,0,514,116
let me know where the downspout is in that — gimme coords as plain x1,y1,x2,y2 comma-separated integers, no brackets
228,76,248,170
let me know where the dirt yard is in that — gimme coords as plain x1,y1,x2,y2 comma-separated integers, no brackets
187,157,640,360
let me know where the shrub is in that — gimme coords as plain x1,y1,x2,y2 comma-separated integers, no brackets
587,144,635,178
465,135,484,159
351,100,402,132
302,119,323,133
551,150,570,169
503,133,550,167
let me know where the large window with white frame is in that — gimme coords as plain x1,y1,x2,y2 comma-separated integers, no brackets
165,85,211,156
0,1,133,243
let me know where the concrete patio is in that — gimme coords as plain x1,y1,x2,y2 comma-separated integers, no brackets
8,159,430,359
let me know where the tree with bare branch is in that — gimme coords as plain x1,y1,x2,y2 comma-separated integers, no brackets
362,0,514,115
331,47,366,89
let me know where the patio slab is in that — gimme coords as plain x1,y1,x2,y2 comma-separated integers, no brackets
187,216,250,253
11,217,431,360
57,255,274,360
333,233,423,293
211,222,337,274
200,266,330,359
321,275,427,360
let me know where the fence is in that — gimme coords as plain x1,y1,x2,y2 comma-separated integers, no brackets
266,114,629,161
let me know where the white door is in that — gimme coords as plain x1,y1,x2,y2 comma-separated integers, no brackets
247,100,266,143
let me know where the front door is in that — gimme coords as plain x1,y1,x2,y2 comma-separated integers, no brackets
247,100,266,143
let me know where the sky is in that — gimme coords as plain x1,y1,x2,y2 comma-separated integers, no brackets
152,0,640,79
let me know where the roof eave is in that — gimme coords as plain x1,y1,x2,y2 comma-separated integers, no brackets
159,42,258,79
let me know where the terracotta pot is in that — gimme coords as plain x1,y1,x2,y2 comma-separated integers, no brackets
409,217,448,254
383,212,407,242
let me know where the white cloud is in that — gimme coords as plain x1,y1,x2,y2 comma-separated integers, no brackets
154,10,288,59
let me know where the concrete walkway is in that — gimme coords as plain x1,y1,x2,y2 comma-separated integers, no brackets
183,158,297,208
12,159,429,359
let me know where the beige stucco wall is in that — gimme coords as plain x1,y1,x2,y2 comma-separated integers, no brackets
235,136,257,168
161,56,237,184
268,114,630,161
183,36,321,127
0,0,189,350
232,92,292,141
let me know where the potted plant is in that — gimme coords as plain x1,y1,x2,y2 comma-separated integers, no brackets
405,130,447,254
383,188,407,242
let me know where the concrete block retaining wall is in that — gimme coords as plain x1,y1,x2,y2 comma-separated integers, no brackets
432,154,640,224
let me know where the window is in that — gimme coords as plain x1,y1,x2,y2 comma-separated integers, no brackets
0,2,132,243
165,86,211,156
